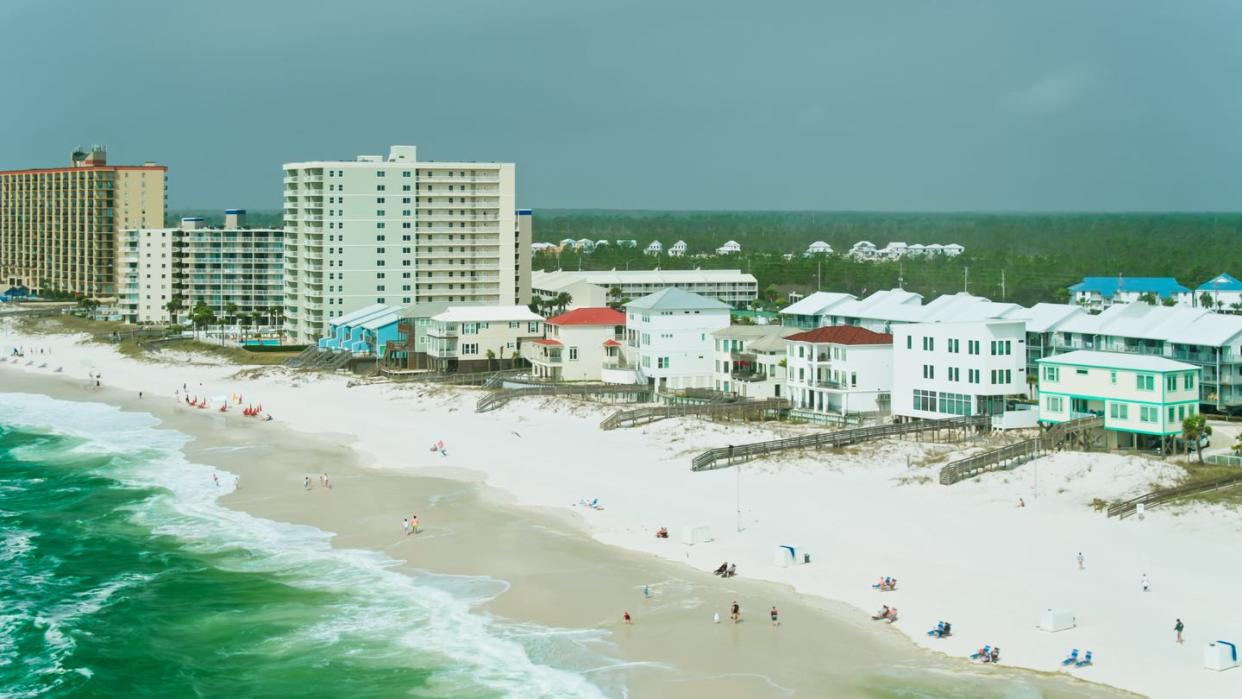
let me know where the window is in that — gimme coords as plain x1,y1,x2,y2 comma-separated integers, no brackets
1043,366,1059,382
1109,402,1129,420
462,322,478,335
657,357,670,369
1178,405,1185,421
913,389,937,412
940,392,971,416
461,343,478,355
1184,372,1195,390
1168,406,1176,423
568,347,578,361
922,336,934,351
1136,374,1154,391
947,338,960,353
1046,395,1064,412
1140,406,1157,423
377,171,386,177
906,336,912,350
509,321,519,329
922,364,934,379
1110,371,1117,385
1076,369,1088,375
968,340,980,355
948,367,960,381
527,321,539,333
1166,375,1177,391
968,368,980,384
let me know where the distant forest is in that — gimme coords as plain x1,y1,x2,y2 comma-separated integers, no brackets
169,209,1242,309
531,211,1242,308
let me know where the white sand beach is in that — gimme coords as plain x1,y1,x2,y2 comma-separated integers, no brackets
3,323,1240,698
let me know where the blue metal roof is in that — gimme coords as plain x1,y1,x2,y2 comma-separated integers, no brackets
516,209,533,215
1197,273,1242,292
1068,277,1189,298
225,208,245,215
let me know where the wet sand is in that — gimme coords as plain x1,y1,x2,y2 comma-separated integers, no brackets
2,370,1139,698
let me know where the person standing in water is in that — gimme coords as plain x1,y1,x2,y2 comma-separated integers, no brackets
730,601,740,624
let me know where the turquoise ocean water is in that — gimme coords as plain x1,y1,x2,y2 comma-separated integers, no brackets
0,392,612,698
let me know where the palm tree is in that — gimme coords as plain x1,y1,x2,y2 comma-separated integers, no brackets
190,300,215,340
1231,301,1242,315
1026,373,1038,400
553,292,572,314
1181,413,1212,464
1199,292,1215,310
1137,292,1158,306
224,303,239,327
164,296,185,324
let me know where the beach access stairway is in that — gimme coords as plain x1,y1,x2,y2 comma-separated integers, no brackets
284,348,353,371
600,398,790,430
476,384,655,413
690,414,990,471
937,415,1105,486
1106,470,1242,519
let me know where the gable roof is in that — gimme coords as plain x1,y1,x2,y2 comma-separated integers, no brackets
431,305,543,323
625,287,731,311
779,291,855,316
545,307,625,326
785,325,894,345
1068,277,1189,298
1198,273,1242,292
1055,302,1242,347
330,303,395,327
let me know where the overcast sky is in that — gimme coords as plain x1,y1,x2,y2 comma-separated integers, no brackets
1,0,1239,212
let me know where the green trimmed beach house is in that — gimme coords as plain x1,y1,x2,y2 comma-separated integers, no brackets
1037,350,1200,449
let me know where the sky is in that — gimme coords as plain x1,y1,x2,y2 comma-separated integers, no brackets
1,0,1239,212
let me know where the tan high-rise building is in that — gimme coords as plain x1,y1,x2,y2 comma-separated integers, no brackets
0,147,166,297
282,145,529,343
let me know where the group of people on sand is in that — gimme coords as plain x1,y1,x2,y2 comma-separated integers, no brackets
303,473,331,490
972,645,1001,663
712,562,737,578
403,515,420,536
872,576,898,591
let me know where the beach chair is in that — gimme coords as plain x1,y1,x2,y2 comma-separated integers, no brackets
1061,649,1079,666
969,645,990,660
1076,651,1093,667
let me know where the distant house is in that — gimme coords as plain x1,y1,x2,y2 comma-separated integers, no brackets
848,241,877,260
906,243,926,257
523,307,626,382
594,239,610,248
716,240,742,255
644,240,664,256
575,238,595,252
559,238,576,249
942,243,964,257
1196,273,1242,312
530,242,558,255
1068,277,1191,311
804,241,833,256
616,239,638,248
878,242,908,260
668,240,688,257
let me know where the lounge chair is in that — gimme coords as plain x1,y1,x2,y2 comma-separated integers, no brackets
1061,649,1079,666
1076,651,1093,667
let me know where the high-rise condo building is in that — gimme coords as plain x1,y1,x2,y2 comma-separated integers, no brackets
282,145,530,344
119,210,284,324
0,146,166,296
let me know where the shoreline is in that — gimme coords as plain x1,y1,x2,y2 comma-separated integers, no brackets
2,325,1228,696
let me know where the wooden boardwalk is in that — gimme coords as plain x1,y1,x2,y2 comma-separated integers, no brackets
600,398,789,430
937,415,1104,485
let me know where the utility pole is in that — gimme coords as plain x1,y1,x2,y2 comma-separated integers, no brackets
963,266,969,293
1001,270,1006,300
899,262,905,290
817,261,822,292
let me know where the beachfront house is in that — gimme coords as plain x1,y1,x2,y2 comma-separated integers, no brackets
1068,277,1192,311
624,288,731,393
891,319,1027,420
716,240,742,255
644,240,664,256
522,307,626,382
1196,273,1242,312
668,240,688,257
319,303,397,355
784,326,894,418
848,241,878,260
711,325,797,399
1037,350,1200,450
942,243,964,257
425,305,544,373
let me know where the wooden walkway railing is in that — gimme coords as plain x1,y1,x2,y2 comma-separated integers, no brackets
600,398,789,430
690,415,990,472
1106,471,1242,519
477,384,654,413
938,415,1103,485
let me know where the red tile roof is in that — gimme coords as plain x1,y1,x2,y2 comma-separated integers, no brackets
784,325,893,345
602,339,621,347
532,338,563,346
546,307,626,326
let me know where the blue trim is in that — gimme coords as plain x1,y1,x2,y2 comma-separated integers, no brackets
1068,276,1189,297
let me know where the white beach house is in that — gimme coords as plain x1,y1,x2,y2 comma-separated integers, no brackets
711,325,798,399
716,240,742,255
1067,277,1192,311
1196,273,1242,312
523,307,626,382
644,240,664,256
784,326,894,418
1037,350,1200,449
668,240,688,257
425,305,544,373
804,241,833,256
624,288,731,392
848,241,878,260
891,319,1027,420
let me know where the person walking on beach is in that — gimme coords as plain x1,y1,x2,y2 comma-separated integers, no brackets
1141,573,1150,592
1175,618,1184,644
730,601,740,624
642,584,650,599
403,518,410,536
623,611,632,625
1077,552,1085,570
770,606,780,626
713,612,720,624
411,515,419,534
304,476,311,491
213,473,219,487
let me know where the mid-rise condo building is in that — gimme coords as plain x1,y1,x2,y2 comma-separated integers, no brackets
282,145,529,344
118,210,283,324
0,147,166,296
